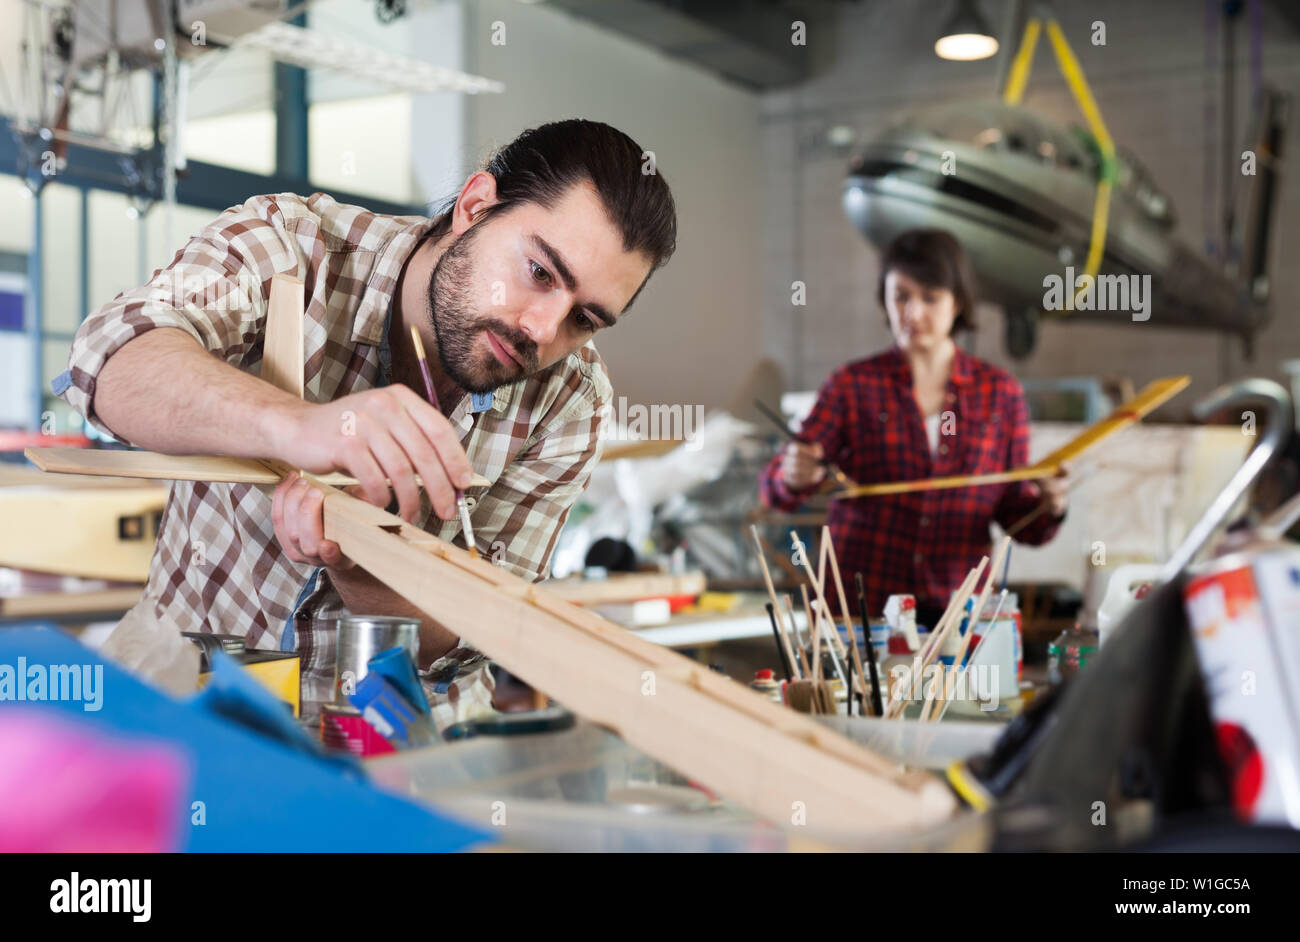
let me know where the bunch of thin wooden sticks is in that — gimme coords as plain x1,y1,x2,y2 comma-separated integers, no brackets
885,534,1012,722
752,525,1012,723
751,524,883,716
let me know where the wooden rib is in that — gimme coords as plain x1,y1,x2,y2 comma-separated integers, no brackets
831,376,1189,500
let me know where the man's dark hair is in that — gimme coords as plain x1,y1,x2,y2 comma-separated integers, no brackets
876,228,979,333
429,118,677,292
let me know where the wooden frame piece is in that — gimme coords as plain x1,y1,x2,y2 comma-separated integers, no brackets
831,375,1189,499
26,447,492,492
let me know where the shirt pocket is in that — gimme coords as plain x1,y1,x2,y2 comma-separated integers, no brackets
959,404,1007,473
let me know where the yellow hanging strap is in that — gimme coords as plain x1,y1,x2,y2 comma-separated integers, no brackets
1001,17,1116,310
1001,17,1040,106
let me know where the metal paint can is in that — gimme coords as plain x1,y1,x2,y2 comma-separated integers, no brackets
1183,544,1300,827
333,615,420,706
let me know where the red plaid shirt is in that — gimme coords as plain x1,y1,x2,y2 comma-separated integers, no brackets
759,346,1063,617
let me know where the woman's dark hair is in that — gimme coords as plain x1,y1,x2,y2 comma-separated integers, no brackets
428,119,677,293
876,228,979,333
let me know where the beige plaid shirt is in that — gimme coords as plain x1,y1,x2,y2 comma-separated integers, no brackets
57,192,611,727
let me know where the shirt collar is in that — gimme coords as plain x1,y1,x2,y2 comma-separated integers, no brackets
359,219,500,414
350,217,433,347
886,343,974,386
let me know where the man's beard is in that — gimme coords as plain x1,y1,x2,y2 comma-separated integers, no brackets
426,225,539,394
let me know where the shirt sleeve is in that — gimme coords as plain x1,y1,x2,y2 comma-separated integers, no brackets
466,374,611,584
993,380,1065,545
758,368,846,512
57,194,299,443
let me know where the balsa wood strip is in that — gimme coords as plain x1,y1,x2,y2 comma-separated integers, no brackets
27,447,491,490
544,571,707,605
0,587,142,618
27,447,290,484
262,273,306,399
832,376,1189,500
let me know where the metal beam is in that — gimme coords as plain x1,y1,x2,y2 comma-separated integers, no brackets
27,189,43,431
275,10,310,180
0,115,425,218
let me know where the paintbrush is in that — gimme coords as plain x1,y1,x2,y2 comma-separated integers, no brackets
409,326,479,558
753,399,855,489
854,571,885,717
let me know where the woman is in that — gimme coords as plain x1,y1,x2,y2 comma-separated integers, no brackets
759,228,1068,627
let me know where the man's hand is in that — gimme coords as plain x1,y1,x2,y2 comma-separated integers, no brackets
781,440,827,491
271,472,355,568
270,385,473,524
1032,463,1070,519
271,472,461,662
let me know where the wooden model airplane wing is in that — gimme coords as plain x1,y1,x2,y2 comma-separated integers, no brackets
830,375,1189,500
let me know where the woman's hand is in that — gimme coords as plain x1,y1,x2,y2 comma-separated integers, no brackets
1033,463,1070,519
781,441,827,491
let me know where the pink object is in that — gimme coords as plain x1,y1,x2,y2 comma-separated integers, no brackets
0,711,187,852
320,705,396,757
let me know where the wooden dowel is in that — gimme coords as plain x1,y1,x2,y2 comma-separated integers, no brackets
889,561,984,719
801,583,821,680
914,560,985,719
751,525,802,679
926,537,1012,723
784,594,813,679
855,572,884,717
792,531,857,695
823,526,869,713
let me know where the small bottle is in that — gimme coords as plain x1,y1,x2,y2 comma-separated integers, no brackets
750,668,783,703
1048,622,1100,685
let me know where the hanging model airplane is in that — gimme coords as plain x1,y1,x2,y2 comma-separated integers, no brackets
842,14,1288,359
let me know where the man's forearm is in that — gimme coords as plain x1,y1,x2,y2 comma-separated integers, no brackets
326,565,460,667
94,327,302,456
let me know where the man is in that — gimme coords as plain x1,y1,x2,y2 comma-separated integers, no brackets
56,119,678,725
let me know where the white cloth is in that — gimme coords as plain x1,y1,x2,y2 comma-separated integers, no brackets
924,412,941,456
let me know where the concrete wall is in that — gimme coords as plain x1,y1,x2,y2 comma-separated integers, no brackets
761,0,1300,412
461,0,765,415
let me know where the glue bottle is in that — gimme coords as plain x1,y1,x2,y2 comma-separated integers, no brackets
750,669,783,703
